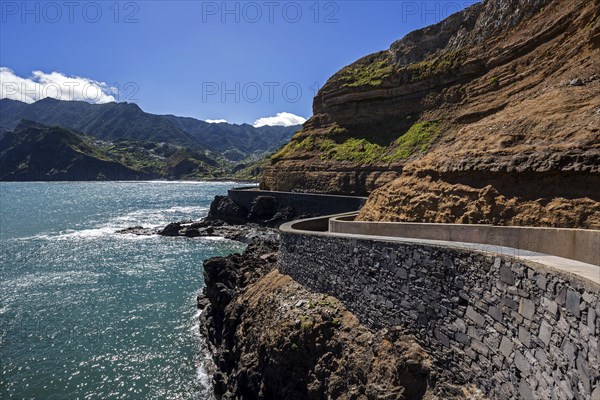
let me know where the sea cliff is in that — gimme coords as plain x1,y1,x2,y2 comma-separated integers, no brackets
261,0,599,228
198,238,484,399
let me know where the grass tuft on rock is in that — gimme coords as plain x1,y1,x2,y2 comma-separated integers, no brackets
321,138,386,165
405,50,464,81
271,121,441,165
270,135,315,163
338,60,394,87
386,121,441,160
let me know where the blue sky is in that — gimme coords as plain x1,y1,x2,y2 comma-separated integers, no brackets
0,1,475,125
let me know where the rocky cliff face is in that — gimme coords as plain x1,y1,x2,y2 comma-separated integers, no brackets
261,0,600,228
199,239,485,400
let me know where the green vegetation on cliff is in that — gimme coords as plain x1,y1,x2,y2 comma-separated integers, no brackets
270,121,441,166
334,49,464,88
270,142,298,162
320,138,386,164
271,133,314,162
386,121,441,160
404,50,464,81
320,121,441,164
337,59,394,87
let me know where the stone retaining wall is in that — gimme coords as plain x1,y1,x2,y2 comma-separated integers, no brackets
228,187,366,217
279,231,600,399
329,215,600,266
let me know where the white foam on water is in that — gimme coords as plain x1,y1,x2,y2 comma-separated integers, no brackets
57,227,117,239
3,270,104,290
117,233,159,241
192,310,214,394
10,204,211,242
165,206,209,213
196,361,212,390
188,295,212,386
197,236,228,242
111,205,209,229
12,228,156,242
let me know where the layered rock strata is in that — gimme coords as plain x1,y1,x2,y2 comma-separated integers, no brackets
262,0,600,228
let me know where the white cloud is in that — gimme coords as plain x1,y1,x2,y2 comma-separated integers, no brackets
252,112,306,128
205,119,227,124
0,67,117,104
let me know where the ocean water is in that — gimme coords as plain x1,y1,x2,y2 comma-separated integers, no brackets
0,182,246,399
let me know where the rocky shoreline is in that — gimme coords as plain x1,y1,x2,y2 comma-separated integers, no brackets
117,194,485,399
117,220,279,244
196,223,484,399
115,195,293,243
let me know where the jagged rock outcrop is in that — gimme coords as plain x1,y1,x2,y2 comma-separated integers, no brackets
198,239,485,400
206,195,297,227
261,0,600,227
207,196,250,225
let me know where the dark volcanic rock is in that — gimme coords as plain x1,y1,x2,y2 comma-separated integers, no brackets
208,194,298,228
116,226,157,235
248,195,278,219
265,205,296,226
117,195,287,243
158,222,183,236
123,218,279,244
207,195,248,225
198,238,484,400
183,228,201,238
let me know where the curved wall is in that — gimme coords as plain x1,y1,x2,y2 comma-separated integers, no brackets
228,187,367,217
279,221,600,399
329,215,600,266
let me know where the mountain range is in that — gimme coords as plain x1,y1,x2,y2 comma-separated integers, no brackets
0,98,300,180
0,120,151,181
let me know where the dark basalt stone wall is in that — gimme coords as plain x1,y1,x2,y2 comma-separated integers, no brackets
279,232,600,399
228,187,366,217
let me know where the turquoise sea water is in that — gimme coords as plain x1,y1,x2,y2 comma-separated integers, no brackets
0,182,245,399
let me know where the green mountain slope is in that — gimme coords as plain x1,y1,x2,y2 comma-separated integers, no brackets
0,98,203,148
0,98,300,161
162,114,303,156
0,121,153,181
1,120,257,181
